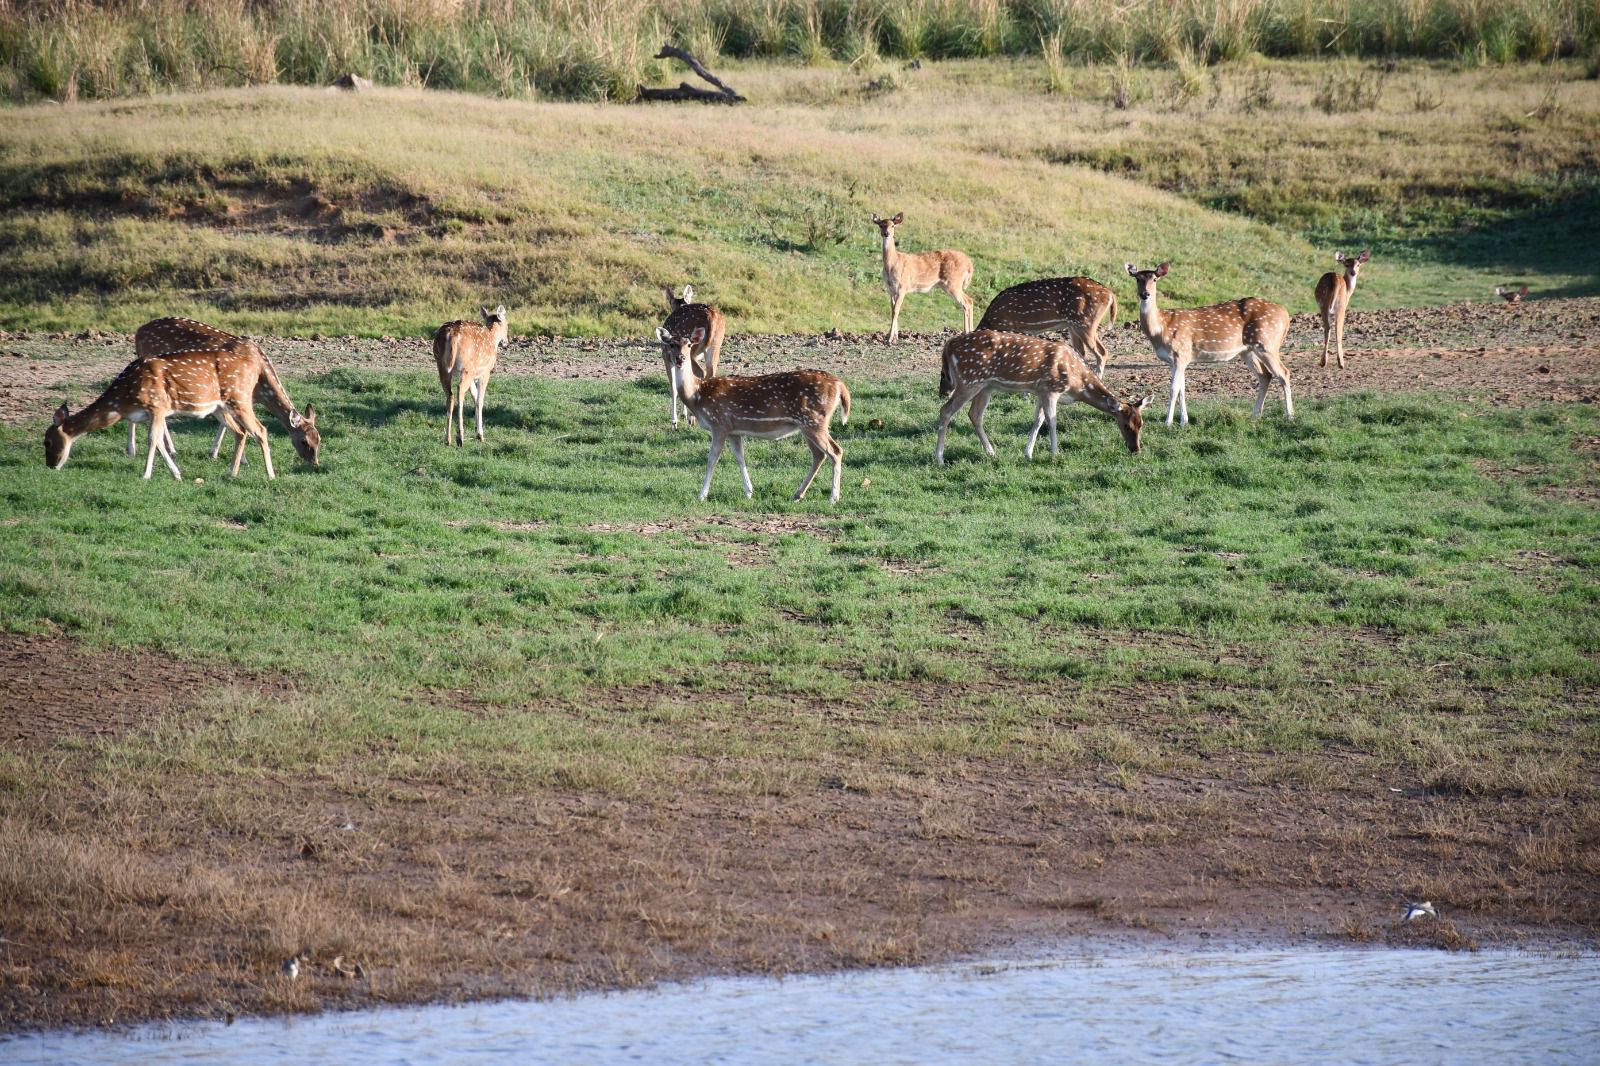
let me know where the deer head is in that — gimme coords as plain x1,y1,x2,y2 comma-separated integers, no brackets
287,403,320,466
1125,262,1170,301
478,304,509,346
663,285,695,311
1334,250,1370,281
1114,395,1153,454
44,402,72,469
871,212,905,237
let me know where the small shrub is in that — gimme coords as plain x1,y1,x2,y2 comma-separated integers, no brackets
1238,67,1276,113
1410,79,1443,111
1314,64,1389,113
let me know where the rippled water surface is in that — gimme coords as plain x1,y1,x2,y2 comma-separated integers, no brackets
8,948,1598,1065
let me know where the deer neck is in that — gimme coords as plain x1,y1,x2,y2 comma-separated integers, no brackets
881,231,900,272
253,355,301,431
1074,373,1123,416
1137,289,1166,341
671,359,703,412
62,393,129,438
1344,271,1359,298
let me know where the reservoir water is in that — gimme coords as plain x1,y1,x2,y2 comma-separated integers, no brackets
6,947,1597,1065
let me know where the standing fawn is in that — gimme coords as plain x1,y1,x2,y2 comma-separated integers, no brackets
659,284,726,427
433,305,508,445
1125,263,1293,425
1313,250,1369,368
45,350,279,479
935,329,1149,463
976,276,1119,376
131,317,320,465
872,212,974,345
657,326,851,503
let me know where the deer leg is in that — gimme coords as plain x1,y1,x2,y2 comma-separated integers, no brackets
1045,391,1062,456
793,431,829,502
455,377,469,447
827,435,842,503
950,285,973,333
1319,309,1333,368
888,292,905,345
728,435,754,499
969,388,997,458
935,384,978,465
127,422,138,457
1268,352,1295,420
474,376,488,442
1334,306,1347,369
444,374,458,445
699,430,727,500
1024,395,1047,460
227,404,274,479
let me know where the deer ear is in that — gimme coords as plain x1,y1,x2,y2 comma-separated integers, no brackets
53,401,69,426
1334,252,1345,263
495,305,507,320
1358,250,1370,262
302,402,316,422
688,326,707,347
1156,262,1169,278
1125,263,1137,277
480,305,492,320
871,214,882,225
892,212,904,224
655,326,672,343
681,284,694,304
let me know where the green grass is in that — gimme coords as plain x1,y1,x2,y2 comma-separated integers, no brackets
4,0,1597,104
2,63,1596,338
3,372,1596,790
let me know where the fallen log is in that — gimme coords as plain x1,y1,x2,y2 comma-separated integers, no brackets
635,44,745,104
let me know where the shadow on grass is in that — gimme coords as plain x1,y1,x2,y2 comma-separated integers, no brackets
1387,190,1600,298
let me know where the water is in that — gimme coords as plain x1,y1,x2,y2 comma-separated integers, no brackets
7,948,1598,1065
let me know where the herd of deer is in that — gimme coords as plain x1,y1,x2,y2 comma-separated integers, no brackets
43,213,1376,505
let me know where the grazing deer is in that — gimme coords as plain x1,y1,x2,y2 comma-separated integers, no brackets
976,276,1119,376
1496,285,1529,304
657,325,851,503
1313,250,1369,369
131,317,319,465
935,329,1149,463
659,284,726,427
45,349,278,480
433,305,508,445
872,212,974,345
1125,263,1293,425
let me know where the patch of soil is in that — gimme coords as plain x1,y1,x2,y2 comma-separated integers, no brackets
0,632,290,748
5,297,1600,428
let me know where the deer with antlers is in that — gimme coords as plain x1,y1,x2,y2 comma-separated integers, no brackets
1125,263,1293,425
1313,250,1369,369
433,305,508,446
45,349,281,479
657,325,850,502
872,212,973,345
129,317,320,465
935,329,1149,463
659,284,726,427
976,276,1119,376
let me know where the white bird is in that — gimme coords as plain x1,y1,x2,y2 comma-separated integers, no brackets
1404,901,1438,921
280,956,302,979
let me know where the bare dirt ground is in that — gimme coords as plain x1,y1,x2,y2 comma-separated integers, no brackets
3,298,1598,427
2,628,1597,1033
2,300,1598,1033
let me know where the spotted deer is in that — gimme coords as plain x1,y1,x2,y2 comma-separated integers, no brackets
656,325,850,503
872,212,974,344
976,276,1119,376
433,305,508,445
659,284,726,427
935,329,1149,463
1313,250,1369,369
45,350,279,479
1125,263,1293,425
131,317,320,465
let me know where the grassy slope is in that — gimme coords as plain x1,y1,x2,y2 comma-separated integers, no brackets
1,59,1595,338
1,375,1596,794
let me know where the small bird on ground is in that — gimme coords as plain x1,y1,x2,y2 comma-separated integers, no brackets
1404,901,1439,922
1495,285,1529,304
280,956,302,980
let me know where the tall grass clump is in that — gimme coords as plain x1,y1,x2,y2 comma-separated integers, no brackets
2,0,1599,103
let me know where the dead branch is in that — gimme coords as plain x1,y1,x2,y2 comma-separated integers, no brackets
636,44,745,105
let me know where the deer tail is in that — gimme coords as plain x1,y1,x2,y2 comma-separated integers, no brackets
838,381,851,425
939,341,954,398
1105,290,1118,329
